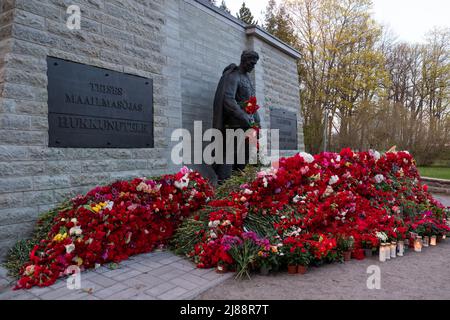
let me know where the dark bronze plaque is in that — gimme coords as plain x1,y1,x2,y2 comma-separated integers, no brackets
270,108,298,150
47,57,154,148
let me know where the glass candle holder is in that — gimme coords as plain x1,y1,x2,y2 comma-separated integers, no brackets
404,239,409,253
390,242,396,258
397,240,404,256
379,244,386,262
430,235,437,246
414,236,422,252
423,236,429,247
385,242,391,260
443,235,447,240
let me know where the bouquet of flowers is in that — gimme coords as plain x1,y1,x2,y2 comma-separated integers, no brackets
15,167,213,289
241,96,260,131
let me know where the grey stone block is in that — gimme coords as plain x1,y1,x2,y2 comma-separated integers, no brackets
0,130,47,146
32,175,71,190
0,113,31,130
15,0,61,21
85,274,116,288
157,286,188,300
22,190,55,206
145,281,177,297
0,177,33,193
0,206,39,225
92,282,129,299
0,222,33,241
14,9,46,30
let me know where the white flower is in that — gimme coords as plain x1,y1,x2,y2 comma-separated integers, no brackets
24,265,35,276
329,175,339,185
174,173,190,189
323,186,334,197
257,168,277,178
208,220,220,228
70,218,78,225
376,231,388,242
243,189,253,195
369,149,381,161
210,231,217,239
293,195,301,203
65,243,75,254
136,181,147,192
299,152,314,163
336,155,341,162
374,174,385,184
263,177,268,188
69,226,82,236
105,201,114,211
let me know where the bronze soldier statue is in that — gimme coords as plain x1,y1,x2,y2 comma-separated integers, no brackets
212,50,261,184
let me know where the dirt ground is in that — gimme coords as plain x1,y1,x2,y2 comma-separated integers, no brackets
197,194,450,300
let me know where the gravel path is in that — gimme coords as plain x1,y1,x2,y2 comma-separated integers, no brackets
198,194,450,300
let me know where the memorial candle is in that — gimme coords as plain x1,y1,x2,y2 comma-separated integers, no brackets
379,244,386,262
397,240,404,256
390,242,396,258
414,236,422,252
423,236,429,247
385,243,391,260
430,235,437,246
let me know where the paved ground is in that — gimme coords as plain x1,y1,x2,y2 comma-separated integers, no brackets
1,194,448,300
0,251,232,300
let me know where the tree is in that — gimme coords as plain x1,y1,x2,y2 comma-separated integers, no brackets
219,0,231,13
237,2,258,25
287,0,389,153
264,0,297,46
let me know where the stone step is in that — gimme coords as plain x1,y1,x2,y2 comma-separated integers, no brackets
421,177,450,194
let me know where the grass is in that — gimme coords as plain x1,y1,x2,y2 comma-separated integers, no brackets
418,167,450,180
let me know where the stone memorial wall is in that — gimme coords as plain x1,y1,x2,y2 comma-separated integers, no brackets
0,0,303,258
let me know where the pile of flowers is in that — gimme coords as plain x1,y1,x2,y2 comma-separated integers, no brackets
14,148,449,288
173,149,449,275
15,167,213,289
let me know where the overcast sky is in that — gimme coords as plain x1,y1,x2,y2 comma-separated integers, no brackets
223,0,450,43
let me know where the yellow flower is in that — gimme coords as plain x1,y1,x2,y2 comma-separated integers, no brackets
257,251,264,257
53,232,68,242
345,162,352,167
271,246,278,253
